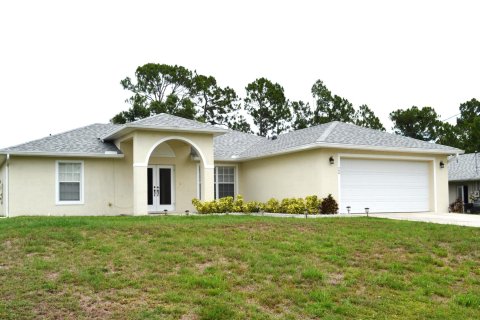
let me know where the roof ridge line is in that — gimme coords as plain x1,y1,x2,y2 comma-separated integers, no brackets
316,121,339,142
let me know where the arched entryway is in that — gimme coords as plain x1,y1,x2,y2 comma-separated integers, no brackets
145,138,207,213
131,132,215,215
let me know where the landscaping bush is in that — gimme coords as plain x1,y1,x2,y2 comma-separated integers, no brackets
232,195,244,212
192,198,213,214
192,195,328,215
217,196,234,213
285,198,306,214
264,198,281,213
305,195,321,214
320,194,339,214
449,198,464,213
243,201,262,213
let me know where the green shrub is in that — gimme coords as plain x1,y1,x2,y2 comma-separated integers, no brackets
232,195,244,212
320,194,338,214
285,198,306,214
217,197,234,213
305,195,321,214
243,201,262,213
193,195,325,215
264,198,281,213
192,198,212,214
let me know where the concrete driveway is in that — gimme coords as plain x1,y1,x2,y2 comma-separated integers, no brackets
369,212,480,227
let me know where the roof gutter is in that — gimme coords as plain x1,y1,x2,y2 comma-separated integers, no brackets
0,151,124,158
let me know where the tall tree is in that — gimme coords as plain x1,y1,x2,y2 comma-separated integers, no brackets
456,98,480,152
311,79,379,128
244,78,291,137
291,100,313,130
355,104,385,131
190,73,240,127
389,106,441,141
112,63,195,123
436,122,462,149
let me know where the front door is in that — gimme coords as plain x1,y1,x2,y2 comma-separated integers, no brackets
147,165,175,212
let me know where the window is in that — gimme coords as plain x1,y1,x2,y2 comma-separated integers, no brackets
56,161,83,204
214,166,235,199
196,164,202,200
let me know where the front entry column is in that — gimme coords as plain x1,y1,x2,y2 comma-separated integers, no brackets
202,166,215,201
133,165,148,215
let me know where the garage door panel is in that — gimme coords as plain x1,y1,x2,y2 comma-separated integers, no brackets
340,159,430,213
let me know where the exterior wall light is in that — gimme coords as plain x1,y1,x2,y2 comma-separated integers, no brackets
439,161,445,169
329,156,335,165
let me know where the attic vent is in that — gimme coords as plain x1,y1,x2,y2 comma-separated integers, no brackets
105,151,118,155
271,136,278,140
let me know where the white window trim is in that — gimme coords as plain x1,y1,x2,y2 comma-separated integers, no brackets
214,165,237,200
55,160,84,205
196,164,202,200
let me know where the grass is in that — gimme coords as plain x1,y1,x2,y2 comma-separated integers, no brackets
0,216,480,319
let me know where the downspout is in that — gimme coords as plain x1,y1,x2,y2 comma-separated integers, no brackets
5,154,9,218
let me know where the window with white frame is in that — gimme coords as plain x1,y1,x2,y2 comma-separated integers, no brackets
196,164,202,200
56,161,83,204
214,166,235,199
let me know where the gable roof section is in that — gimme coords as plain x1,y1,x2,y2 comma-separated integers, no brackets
0,124,122,157
323,122,459,152
213,130,267,160
449,153,480,182
102,113,228,140
226,121,462,160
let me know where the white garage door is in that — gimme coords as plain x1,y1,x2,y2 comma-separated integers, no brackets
340,158,430,213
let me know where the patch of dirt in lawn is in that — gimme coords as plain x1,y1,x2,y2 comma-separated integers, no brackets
180,311,199,320
195,260,215,273
46,272,59,280
328,272,344,285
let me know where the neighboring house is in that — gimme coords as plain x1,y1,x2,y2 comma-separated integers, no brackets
448,153,480,205
0,113,462,217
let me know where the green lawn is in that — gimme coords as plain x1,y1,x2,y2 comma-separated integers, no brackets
0,216,480,319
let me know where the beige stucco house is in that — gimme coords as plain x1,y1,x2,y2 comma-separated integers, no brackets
0,114,462,217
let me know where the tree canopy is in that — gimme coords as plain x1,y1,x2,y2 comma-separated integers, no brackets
389,106,441,141
244,78,291,137
111,63,479,152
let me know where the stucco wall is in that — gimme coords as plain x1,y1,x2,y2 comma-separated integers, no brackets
239,148,449,213
8,154,133,217
239,149,323,201
0,160,5,216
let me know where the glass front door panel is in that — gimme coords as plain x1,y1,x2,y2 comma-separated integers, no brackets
159,168,172,205
147,167,153,205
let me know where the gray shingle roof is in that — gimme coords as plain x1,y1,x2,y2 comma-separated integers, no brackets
229,121,461,160
0,124,122,156
213,130,266,160
102,113,227,140
449,153,480,181
236,123,332,159
0,117,462,159
325,122,459,151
